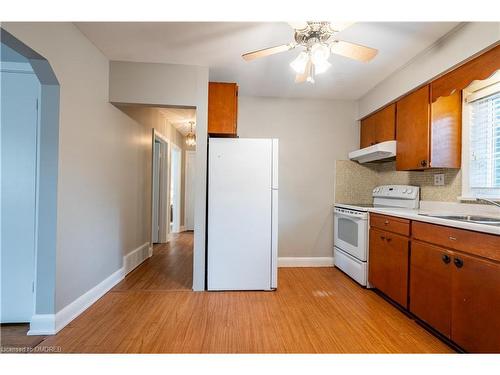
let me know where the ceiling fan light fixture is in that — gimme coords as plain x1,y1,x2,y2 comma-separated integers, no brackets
310,43,330,65
290,51,309,74
314,59,331,74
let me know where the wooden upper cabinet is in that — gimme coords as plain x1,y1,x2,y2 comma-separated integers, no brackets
208,82,238,136
429,90,462,168
396,85,431,170
396,84,461,171
360,104,395,148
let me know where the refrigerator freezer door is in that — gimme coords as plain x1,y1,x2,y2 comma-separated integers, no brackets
208,138,273,290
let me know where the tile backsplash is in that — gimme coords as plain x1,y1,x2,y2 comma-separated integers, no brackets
335,160,461,203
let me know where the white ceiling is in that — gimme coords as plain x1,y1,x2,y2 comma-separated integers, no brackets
76,22,461,100
158,107,196,136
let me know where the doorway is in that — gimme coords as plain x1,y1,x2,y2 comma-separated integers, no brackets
1,43,40,323
151,131,169,244
1,28,60,337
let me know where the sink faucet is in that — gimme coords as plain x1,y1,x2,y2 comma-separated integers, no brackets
477,198,500,209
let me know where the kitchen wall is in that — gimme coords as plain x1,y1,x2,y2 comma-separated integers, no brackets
118,105,188,227
2,22,152,311
238,96,359,258
335,160,462,204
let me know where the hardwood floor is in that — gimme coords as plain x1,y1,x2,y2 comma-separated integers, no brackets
30,232,453,353
0,324,46,352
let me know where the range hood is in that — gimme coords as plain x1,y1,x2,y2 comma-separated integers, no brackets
348,140,396,163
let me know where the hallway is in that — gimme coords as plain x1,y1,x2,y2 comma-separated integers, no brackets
23,231,453,353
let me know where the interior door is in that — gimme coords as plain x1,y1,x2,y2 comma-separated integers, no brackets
184,150,196,231
1,69,39,322
152,141,161,243
410,241,452,338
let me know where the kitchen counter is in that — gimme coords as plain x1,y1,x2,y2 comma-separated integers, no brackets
368,206,500,236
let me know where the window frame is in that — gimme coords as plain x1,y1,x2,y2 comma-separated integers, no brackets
460,73,500,201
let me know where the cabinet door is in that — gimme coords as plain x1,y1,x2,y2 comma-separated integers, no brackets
369,228,409,307
360,116,375,148
374,103,396,144
410,241,452,338
208,82,238,135
451,252,500,353
396,85,430,170
430,90,462,168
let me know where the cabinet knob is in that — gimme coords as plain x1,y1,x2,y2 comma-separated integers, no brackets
386,237,392,242
454,258,464,268
449,236,457,241
442,254,451,264
420,160,427,167
380,235,385,240
384,220,389,225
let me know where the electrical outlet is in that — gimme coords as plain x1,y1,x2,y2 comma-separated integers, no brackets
434,173,445,186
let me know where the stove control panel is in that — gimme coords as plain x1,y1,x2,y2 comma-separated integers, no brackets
372,185,419,200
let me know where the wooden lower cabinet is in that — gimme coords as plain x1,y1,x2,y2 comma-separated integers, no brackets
451,252,500,353
369,228,409,308
409,239,500,353
410,241,452,338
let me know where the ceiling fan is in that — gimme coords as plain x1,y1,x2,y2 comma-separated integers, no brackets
242,22,378,83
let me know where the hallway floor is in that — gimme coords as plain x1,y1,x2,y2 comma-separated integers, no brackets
27,232,452,353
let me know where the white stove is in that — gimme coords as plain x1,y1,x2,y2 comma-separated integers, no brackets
333,185,420,286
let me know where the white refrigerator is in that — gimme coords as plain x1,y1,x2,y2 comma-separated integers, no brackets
207,138,278,291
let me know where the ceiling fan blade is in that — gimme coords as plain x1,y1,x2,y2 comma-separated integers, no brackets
242,44,295,61
328,22,355,32
288,21,308,30
330,40,378,62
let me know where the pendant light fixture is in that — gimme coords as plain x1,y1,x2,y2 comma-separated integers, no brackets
185,121,196,147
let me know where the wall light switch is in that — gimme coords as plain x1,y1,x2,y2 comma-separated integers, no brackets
434,174,445,186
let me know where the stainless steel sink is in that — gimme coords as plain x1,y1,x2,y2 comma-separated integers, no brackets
418,214,500,226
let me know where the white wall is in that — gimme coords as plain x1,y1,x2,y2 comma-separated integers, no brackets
359,22,500,118
109,61,208,291
2,23,152,310
238,96,358,258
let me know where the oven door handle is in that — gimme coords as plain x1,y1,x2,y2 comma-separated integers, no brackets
335,211,366,220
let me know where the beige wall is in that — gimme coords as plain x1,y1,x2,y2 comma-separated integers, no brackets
2,22,152,310
335,160,462,204
118,105,188,227
238,96,359,258
109,61,208,290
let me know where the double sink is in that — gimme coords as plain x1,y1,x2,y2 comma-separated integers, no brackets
419,214,500,226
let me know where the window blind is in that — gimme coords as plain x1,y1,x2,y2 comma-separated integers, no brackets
469,90,500,197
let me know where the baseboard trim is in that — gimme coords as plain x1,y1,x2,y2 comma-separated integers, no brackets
179,225,187,232
28,314,56,335
54,267,125,334
31,242,151,335
124,242,151,275
278,257,335,267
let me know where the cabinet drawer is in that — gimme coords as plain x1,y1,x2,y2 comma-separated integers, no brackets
412,221,500,262
370,213,410,236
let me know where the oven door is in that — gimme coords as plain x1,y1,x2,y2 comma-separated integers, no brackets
334,209,368,261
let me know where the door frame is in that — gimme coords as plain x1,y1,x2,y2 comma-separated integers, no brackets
184,150,196,231
151,129,170,245
170,143,182,234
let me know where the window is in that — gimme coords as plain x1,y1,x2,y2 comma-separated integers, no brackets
462,72,500,200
